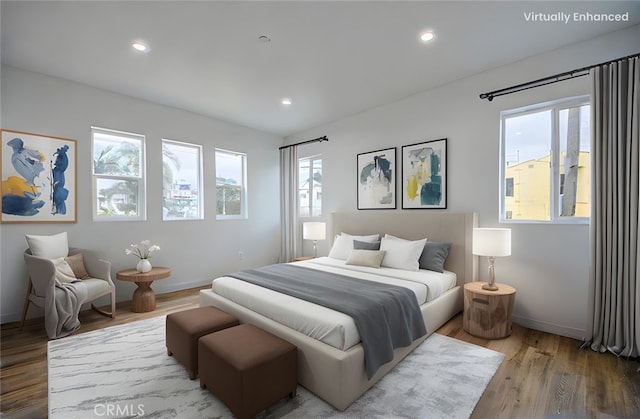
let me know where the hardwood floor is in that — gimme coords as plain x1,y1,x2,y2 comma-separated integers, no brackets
1,287,638,418
438,319,640,419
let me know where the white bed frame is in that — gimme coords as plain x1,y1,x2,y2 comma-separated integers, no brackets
199,211,477,410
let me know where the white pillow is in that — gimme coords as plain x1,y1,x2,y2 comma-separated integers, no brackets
383,233,428,242
25,232,69,259
346,249,386,268
380,235,427,271
328,233,380,260
52,257,78,285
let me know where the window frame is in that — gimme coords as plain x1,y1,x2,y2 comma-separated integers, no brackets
161,138,204,221
499,95,590,225
91,126,146,222
215,148,247,220
298,154,323,218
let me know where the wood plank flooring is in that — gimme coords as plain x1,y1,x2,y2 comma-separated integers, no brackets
1,286,638,418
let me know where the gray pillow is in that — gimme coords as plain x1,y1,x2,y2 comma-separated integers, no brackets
419,242,451,273
353,240,381,251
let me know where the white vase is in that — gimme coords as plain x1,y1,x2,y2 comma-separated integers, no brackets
136,259,152,273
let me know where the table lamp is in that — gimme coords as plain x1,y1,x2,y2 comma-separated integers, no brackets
303,222,326,258
472,228,511,291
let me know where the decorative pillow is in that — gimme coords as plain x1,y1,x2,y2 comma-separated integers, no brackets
346,249,386,268
383,233,428,242
341,233,380,242
65,253,91,279
419,242,451,273
25,232,69,259
52,257,78,285
380,235,427,271
353,240,381,251
328,233,380,260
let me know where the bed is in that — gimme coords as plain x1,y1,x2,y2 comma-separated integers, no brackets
199,211,477,410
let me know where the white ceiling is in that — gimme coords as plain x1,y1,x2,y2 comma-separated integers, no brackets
2,1,639,137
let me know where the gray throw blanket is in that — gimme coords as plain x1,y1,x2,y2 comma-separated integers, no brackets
45,280,88,339
227,264,427,379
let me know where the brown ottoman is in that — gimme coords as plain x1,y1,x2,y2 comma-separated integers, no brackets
166,306,239,379
199,323,297,419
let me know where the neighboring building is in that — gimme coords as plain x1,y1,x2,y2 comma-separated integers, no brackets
504,151,590,220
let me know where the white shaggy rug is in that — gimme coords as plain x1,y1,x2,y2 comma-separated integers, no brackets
48,316,504,418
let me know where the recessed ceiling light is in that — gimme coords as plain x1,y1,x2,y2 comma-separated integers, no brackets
281,98,292,106
131,41,149,53
419,32,435,43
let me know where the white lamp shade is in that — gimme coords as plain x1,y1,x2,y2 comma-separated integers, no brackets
303,222,326,241
472,228,511,257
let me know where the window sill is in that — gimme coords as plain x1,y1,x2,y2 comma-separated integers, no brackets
499,218,589,225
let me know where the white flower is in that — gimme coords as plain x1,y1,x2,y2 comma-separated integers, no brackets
125,240,160,260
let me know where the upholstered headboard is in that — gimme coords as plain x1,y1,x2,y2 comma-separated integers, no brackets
330,212,478,285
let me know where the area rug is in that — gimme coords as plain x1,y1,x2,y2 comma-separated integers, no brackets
48,316,504,418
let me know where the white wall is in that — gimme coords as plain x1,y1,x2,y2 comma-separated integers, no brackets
1,66,283,323
291,25,640,340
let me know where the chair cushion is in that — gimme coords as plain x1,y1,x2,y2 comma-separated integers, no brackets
65,253,91,279
52,257,78,285
25,232,69,259
82,278,111,300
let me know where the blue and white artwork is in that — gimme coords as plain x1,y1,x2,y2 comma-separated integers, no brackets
402,139,447,209
357,147,396,209
1,129,76,223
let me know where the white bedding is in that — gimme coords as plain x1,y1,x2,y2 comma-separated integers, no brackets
211,257,457,351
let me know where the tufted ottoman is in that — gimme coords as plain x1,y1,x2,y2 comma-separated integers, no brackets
166,306,239,379
199,323,297,419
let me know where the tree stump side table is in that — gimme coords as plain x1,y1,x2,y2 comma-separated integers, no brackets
463,281,516,339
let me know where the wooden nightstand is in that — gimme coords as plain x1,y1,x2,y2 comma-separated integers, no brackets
292,256,314,262
463,282,516,339
116,267,171,313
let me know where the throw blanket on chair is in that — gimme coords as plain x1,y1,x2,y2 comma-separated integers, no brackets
44,281,88,339
227,263,427,379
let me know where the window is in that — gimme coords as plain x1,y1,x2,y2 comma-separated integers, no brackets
162,139,203,220
215,149,247,219
505,178,514,197
500,96,590,223
92,127,145,221
298,155,322,217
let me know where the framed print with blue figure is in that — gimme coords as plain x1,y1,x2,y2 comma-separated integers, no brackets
1,129,77,223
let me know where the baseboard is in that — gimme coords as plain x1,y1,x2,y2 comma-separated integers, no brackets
154,278,212,295
1,312,21,325
512,315,587,341
1,280,212,325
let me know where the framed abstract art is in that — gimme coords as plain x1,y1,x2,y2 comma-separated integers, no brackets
401,138,447,209
1,129,77,223
357,147,396,210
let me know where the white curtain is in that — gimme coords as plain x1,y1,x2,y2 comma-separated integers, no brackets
279,146,299,263
588,56,639,357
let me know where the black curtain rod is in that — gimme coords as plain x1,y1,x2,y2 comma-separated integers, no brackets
479,52,640,101
279,135,328,150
